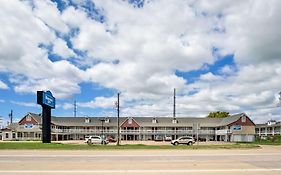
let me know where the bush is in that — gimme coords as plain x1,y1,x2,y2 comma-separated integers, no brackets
256,135,281,143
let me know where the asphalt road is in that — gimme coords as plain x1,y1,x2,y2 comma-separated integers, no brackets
0,146,281,175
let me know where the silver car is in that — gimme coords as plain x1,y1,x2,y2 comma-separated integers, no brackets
171,136,195,146
85,136,108,145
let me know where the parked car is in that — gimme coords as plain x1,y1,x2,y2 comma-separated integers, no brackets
107,136,117,143
154,135,163,141
85,136,109,145
198,137,207,142
171,136,195,146
164,136,172,141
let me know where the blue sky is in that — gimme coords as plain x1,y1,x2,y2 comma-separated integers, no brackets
1,0,281,126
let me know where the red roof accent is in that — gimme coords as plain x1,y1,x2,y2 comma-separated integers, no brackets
228,115,255,126
121,118,140,128
1,128,12,131
18,114,38,125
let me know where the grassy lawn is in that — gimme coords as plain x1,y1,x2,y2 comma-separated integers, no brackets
0,142,260,150
251,135,281,145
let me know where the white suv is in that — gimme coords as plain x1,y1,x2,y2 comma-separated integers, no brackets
85,136,109,145
171,136,195,146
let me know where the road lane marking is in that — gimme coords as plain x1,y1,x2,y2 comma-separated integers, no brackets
0,169,281,173
0,153,281,157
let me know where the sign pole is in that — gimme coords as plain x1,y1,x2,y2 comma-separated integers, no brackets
37,91,56,144
42,106,51,143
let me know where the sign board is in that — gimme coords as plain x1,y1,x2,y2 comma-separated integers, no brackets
37,91,56,109
233,125,242,131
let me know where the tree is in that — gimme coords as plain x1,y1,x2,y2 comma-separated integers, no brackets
207,111,229,118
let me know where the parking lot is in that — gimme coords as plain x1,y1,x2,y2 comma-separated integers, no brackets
55,140,234,145
0,145,280,175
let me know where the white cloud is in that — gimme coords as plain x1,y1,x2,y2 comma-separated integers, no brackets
0,0,281,123
200,72,222,81
0,1,86,98
10,101,38,107
0,80,8,89
52,38,75,58
33,1,69,33
61,102,73,110
219,65,235,75
78,97,117,109
198,0,281,65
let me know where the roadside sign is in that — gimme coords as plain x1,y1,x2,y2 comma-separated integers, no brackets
37,91,56,109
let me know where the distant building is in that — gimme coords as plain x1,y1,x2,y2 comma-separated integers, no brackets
255,120,281,137
0,112,256,142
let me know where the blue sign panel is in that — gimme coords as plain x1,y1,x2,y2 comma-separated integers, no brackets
42,91,55,108
233,125,241,131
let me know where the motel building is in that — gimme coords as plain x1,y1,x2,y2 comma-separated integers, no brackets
255,120,281,138
0,112,256,142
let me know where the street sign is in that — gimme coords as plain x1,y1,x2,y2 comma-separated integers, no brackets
37,91,55,109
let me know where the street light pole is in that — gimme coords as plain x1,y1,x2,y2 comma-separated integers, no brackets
100,119,105,145
117,93,120,146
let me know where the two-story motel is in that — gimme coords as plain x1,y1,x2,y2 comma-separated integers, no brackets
255,120,281,137
1,112,256,142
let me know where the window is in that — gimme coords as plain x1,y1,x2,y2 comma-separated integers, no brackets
5,133,9,138
24,124,33,129
172,119,178,124
85,118,90,123
12,133,16,139
152,118,157,123
105,118,110,123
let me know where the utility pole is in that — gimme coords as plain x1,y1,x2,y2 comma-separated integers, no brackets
74,100,77,117
100,119,105,144
117,93,120,146
173,88,176,119
8,110,13,124
0,116,3,129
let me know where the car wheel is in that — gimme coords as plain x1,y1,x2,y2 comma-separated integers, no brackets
87,140,92,144
187,141,192,145
174,142,179,146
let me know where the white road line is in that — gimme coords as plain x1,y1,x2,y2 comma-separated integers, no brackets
0,169,281,173
0,153,281,157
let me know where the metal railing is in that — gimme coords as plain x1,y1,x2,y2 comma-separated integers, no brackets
51,129,215,135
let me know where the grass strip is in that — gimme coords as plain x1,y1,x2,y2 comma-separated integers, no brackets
0,142,260,150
